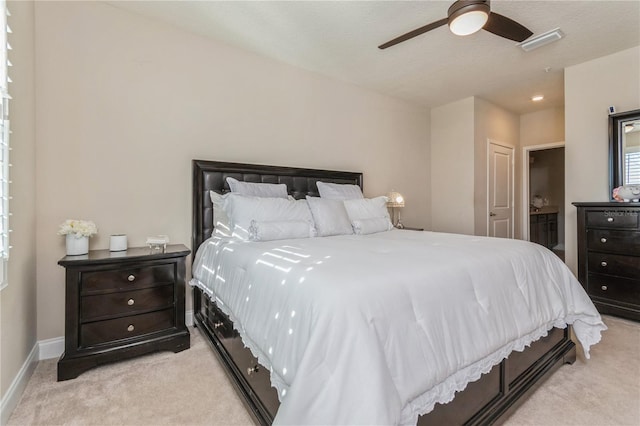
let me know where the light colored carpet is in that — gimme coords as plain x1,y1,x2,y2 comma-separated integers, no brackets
7,315,640,426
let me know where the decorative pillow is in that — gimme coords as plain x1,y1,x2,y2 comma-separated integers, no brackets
226,177,288,198
343,196,390,220
224,193,315,241
352,218,393,235
249,220,314,242
306,196,353,237
209,191,232,237
316,181,364,200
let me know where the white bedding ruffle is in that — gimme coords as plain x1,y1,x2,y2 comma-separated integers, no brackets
191,230,606,425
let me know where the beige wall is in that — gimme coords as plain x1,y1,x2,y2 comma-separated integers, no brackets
520,107,565,148
430,97,519,237
0,0,37,400
565,46,640,273
473,98,520,237
430,97,475,234
34,1,430,340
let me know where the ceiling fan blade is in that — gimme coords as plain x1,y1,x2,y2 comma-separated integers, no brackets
483,12,533,42
378,18,447,49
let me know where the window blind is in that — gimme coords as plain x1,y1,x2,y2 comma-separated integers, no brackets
625,151,640,185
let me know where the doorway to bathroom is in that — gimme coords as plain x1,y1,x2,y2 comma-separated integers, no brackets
522,142,565,261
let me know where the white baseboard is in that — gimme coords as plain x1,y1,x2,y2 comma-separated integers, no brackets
185,309,193,327
0,342,38,426
38,336,65,360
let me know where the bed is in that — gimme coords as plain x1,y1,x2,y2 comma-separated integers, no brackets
190,159,605,425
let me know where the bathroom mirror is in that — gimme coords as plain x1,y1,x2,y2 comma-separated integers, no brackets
609,108,640,199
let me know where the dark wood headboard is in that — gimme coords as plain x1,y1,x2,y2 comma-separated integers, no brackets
192,160,363,252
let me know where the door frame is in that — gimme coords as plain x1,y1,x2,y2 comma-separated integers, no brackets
486,139,515,238
521,141,565,241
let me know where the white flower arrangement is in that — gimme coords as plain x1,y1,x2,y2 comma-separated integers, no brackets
58,219,98,238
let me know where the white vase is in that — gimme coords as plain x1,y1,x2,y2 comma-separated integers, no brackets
66,234,89,256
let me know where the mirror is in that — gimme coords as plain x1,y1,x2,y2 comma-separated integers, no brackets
609,108,640,199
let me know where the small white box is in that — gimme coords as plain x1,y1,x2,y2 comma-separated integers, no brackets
109,234,128,252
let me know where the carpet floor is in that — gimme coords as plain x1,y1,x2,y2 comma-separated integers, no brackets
7,315,640,425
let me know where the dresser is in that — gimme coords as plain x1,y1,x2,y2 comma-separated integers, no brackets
574,202,640,321
57,244,191,380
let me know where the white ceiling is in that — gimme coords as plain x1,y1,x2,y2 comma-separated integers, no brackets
107,0,640,114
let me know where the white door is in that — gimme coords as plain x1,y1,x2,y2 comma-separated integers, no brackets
488,141,514,238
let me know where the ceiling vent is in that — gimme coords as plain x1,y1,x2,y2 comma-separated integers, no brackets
519,28,564,52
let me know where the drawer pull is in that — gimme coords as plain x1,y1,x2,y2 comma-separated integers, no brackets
127,298,135,306
600,238,607,243
607,217,614,223
247,365,259,376
127,274,135,282
213,321,223,329
601,285,608,291
601,261,608,267
127,324,135,332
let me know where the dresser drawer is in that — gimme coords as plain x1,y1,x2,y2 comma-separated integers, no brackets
586,230,640,255
588,274,640,306
81,264,174,293
80,309,175,348
81,285,174,321
587,253,640,279
586,210,639,229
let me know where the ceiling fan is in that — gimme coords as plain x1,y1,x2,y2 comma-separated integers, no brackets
378,0,533,50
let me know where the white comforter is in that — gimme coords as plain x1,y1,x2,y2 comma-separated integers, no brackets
190,230,606,425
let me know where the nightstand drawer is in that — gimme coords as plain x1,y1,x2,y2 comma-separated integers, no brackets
81,285,174,321
586,230,640,255
81,264,174,293
80,308,175,347
587,252,640,279
586,210,639,228
588,274,640,306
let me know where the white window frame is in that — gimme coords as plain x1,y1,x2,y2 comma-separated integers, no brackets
0,0,10,290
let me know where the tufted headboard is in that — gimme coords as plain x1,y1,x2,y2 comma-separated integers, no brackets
192,160,363,252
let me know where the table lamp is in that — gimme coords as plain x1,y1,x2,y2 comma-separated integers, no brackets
387,191,405,229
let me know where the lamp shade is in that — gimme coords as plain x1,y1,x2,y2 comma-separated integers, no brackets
448,1,489,36
387,191,405,208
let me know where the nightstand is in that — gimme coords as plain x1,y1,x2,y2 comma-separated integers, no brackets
57,244,191,380
397,226,424,231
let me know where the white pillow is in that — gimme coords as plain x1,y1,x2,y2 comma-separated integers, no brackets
226,177,288,198
306,196,353,237
352,218,393,235
316,181,364,200
209,191,232,237
344,196,392,223
249,220,314,242
224,193,315,241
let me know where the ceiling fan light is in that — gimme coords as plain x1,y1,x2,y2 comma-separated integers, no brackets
447,1,490,36
449,10,489,36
